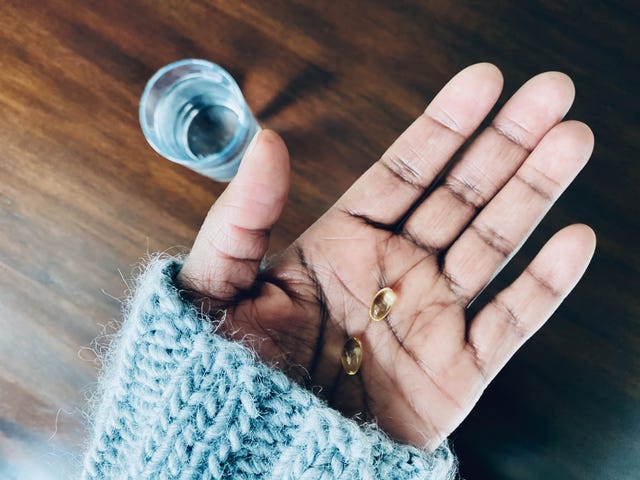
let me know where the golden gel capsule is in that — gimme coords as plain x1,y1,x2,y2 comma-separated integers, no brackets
341,336,363,375
369,287,397,322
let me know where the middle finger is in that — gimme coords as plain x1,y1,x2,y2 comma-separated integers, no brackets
403,72,575,251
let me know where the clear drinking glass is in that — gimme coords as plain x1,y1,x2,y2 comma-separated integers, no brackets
139,59,259,181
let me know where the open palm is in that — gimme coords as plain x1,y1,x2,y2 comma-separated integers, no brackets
179,64,595,449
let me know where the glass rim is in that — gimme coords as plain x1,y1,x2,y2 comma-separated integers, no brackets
139,58,248,168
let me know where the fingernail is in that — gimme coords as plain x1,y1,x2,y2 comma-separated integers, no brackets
245,129,262,159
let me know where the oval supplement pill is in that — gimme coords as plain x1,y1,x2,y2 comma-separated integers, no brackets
341,336,363,375
369,287,397,321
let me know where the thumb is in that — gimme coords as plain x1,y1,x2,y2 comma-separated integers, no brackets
179,129,290,302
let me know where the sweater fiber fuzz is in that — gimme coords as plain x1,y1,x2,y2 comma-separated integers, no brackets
82,258,456,479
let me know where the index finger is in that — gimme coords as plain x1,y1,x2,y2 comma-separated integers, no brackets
336,63,504,225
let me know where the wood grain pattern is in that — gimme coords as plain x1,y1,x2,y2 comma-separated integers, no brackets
1,1,638,478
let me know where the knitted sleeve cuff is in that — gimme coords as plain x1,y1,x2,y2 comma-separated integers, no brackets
83,257,457,480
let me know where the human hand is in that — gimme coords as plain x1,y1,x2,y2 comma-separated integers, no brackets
178,64,596,449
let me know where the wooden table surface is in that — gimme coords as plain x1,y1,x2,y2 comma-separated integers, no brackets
1,1,638,478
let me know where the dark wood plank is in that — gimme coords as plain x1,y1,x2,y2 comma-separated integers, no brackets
1,0,638,478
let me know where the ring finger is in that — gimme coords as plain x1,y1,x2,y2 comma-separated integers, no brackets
442,120,594,304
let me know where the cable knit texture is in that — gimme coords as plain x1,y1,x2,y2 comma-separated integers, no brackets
82,257,457,479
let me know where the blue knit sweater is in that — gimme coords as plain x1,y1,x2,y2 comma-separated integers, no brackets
82,258,456,479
